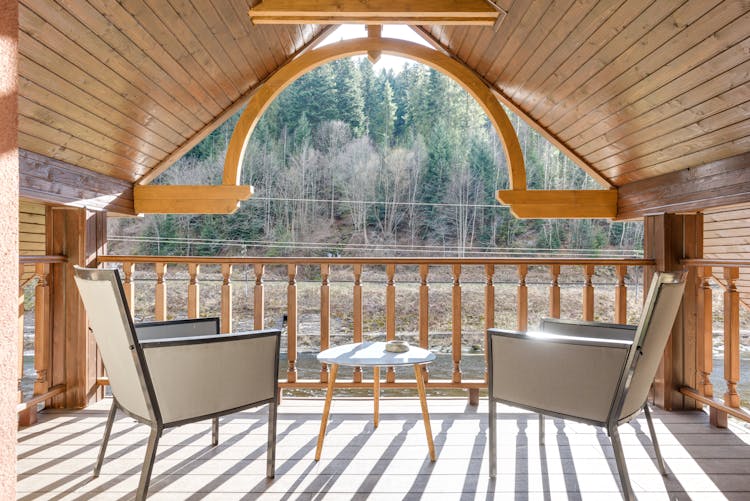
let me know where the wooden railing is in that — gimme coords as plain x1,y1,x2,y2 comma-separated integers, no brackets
99,256,652,402
681,259,750,427
18,255,67,425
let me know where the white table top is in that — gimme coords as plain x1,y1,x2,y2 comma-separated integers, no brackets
317,341,435,367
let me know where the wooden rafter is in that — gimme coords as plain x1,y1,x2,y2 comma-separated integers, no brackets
248,0,502,25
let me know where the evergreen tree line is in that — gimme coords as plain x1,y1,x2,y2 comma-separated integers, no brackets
110,58,643,257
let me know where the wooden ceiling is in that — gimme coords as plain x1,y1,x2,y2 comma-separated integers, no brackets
17,0,750,194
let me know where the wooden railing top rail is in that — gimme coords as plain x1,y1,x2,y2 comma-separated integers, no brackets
100,255,654,266
682,258,750,267
19,255,66,264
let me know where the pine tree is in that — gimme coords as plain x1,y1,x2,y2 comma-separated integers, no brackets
333,59,365,135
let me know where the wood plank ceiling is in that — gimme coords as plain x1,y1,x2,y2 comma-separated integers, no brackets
18,0,750,193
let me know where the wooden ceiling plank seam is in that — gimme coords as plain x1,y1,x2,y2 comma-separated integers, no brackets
19,72,172,159
228,0,278,76
449,26,472,60
489,0,577,85
205,0,261,85
534,0,690,128
18,5,192,140
162,0,248,97
525,0,658,120
18,131,144,183
552,1,747,139
599,117,750,175
131,0,237,108
196,0,256,85
478,0,551,82
500,0,599,97
410,25,611,188
591,97,750,168
19,95,162,167
271,25,298,66
59,0,218,127
19,114,152,178
576,57,750,157
609,134,750,184
506,0,621,105
137,24,337,186
18,53,182,151
469,0,531,73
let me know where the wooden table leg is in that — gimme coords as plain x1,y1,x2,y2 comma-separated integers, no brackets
315,363,338,461
373,366,380,428
414,364,436,461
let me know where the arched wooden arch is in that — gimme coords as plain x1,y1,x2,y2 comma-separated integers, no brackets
222,37,526,189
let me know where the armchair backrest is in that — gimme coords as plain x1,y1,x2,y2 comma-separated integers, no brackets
73,266,156,422
613,271,686,423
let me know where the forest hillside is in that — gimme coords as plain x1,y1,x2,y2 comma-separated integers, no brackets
109,58,643,258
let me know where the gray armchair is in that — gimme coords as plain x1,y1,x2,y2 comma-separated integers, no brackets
488,271,686,500
73,266,281,500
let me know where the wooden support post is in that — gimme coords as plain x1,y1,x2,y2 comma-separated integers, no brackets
366,25,382,63
320,264,330,383
583,264,595,321
615,265,627,324
723,267,740,412
154,263,167,322
187,264,200,319
353,264,363,383
385,264,396,384
517,264,528,331
18,286,29,425
121,262,135,318
549,264,560,319
419,264,430,382
254,264,265,329
220,264,232,333
484,264,495,382
287,264,297,383
451,264,462,384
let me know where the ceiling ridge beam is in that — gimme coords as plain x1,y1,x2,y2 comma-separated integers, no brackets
409,25,612,189
138,24,337,186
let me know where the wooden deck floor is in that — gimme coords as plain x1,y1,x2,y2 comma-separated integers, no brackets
16,397,750,500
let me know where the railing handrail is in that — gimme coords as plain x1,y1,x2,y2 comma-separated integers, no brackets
100,255,654,266
682,258,750,267
20,255,66,265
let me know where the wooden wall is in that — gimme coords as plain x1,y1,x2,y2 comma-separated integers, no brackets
704,203,750,307
19,200,45,284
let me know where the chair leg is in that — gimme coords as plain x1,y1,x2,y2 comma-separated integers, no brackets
610,427,634,501
489,399,497,478
94,398,118,478
136,426,161,501
539,413,545,446
643,404,666,475
212,417,219,446
267,401,278,479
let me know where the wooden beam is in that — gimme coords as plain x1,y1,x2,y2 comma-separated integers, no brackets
367,25,382,64
248,0,501,25
617,152,750,220
496,189,618,219
134,184,253,214
20,149,135,215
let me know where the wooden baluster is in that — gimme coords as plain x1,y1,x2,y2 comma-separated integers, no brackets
451,264,462,384
615,265,627,324
549,264,560,319
254,264,265,329
517,264,528,331
221,264,232,333
155,263,167,321
583,264,595,321
484,264,495,383
33,263,51,403
723,267,740,416
320,264,330,383
122,262,135,317
386,264,396,384
18,285,26,424
287,264,298,383
353,264,363,383
187,264,200,319
696,267,721,425
419,264,430,382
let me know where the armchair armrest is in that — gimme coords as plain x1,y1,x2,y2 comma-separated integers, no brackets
135,317,220,341
488,328,630,424
141,329,280,425
539,318,636,342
